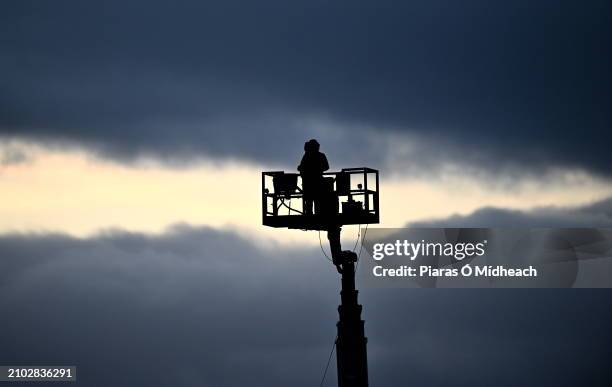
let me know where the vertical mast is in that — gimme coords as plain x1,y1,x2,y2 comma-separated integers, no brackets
335,251,369,387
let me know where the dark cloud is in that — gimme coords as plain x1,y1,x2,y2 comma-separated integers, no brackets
409,196,612,227
1,1,610,174
0,226,341,386
1,224,611,386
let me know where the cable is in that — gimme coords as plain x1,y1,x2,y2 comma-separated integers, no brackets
355,224,369,272
318,230,332,262
279,197,303,215
358,224,368,259
351,224,361,252
319,336,337,387
319,224,368,265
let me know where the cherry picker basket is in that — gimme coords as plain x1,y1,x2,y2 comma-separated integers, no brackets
262,167,380,230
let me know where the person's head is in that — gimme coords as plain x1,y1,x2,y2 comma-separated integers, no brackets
304,139,320,152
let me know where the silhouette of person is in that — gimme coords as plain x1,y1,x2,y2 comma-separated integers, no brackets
298,139,329,215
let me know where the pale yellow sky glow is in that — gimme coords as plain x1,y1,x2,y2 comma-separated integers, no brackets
1,141,612,246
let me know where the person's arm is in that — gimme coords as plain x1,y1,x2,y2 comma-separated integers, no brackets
298,154,306,172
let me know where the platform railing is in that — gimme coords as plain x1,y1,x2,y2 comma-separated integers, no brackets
262,168,379,229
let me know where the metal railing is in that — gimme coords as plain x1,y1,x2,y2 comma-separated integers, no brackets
262,167,379,229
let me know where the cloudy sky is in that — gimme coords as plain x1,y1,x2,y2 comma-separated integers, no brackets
1,1,612,386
